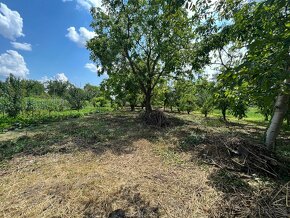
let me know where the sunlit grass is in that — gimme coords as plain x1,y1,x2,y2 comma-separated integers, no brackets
0,106,113,132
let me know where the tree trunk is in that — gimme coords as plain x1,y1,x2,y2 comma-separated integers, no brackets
265,94,289,150
144,92,152,113
130,104,135,111
222,108,226,121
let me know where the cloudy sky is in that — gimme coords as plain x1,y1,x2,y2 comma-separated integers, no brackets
0,0,105,86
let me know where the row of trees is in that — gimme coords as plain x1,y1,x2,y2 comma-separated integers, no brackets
1,73,250,120
101,75,264,120
0,74,109,117
86,0,290,150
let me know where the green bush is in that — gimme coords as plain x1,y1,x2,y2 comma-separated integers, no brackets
0,106,113,132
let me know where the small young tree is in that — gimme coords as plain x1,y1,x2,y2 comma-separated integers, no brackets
84,84,101,101
164,90,177,112
45,99,56,115
91,96,110,108
180,96,196,114
0,97,7,117
66,87,86,111
214,88,230,121
196,78,214,118
0,74,23,117
174,79,195,113
25,98,36,116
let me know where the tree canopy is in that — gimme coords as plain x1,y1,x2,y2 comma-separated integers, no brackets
87,0,205,113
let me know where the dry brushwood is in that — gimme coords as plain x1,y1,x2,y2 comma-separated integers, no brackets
202,136,290,217
200,136,290,178
141,110,169,127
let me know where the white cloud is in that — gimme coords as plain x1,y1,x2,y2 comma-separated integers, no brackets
39,75,50,83
39,73,69,83
0,50,29,78
10,42,32,51
66,26,96,47
63,0,105,12
55,73,68,82
0,3,24,40
85,63,100,73
76,0,102,11
85,63,107,78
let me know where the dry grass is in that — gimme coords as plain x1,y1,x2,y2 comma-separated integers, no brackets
0,139,219,217
0,111,289,217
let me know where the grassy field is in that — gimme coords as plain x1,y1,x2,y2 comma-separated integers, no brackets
0,106,113,132
0,110,289,217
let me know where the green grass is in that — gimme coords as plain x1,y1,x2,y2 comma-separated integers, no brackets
0,106,113,132
244,107,265,122
210,107,266,123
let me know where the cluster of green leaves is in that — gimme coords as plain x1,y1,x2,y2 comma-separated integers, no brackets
0,106,113,132
0,74,113,131
211,0,290,117
0,75,23,117
87,0,210,113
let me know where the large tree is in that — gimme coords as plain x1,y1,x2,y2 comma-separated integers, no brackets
87,0,198,113
216,0,290,149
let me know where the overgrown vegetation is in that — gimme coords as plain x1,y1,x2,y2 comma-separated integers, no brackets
0,74,113,132
0,111,289,217
1,0,290,217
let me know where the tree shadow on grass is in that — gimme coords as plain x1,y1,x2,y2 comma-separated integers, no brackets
207,167,290,217
83,185,160,218
0,112,192,161
171,122,290,217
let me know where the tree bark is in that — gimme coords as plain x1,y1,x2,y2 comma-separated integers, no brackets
130,104,135,111
144,91,152,113
222,108,226,121
265,94,289,150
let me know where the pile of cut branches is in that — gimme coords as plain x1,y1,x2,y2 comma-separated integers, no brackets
210,180,290,217
140,110,169,127
199,136,290,178
198,136,290,217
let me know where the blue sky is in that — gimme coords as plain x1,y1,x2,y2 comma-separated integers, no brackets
0,0,105,87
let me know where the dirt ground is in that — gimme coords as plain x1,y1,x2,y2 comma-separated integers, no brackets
0,112,289,217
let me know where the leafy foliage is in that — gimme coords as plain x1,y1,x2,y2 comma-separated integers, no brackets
196,78,214,117
66,87,86,111
0,74,23,117
47,80,71,98
87,0,201,112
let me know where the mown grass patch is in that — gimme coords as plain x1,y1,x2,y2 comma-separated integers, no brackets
0,110,289,217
